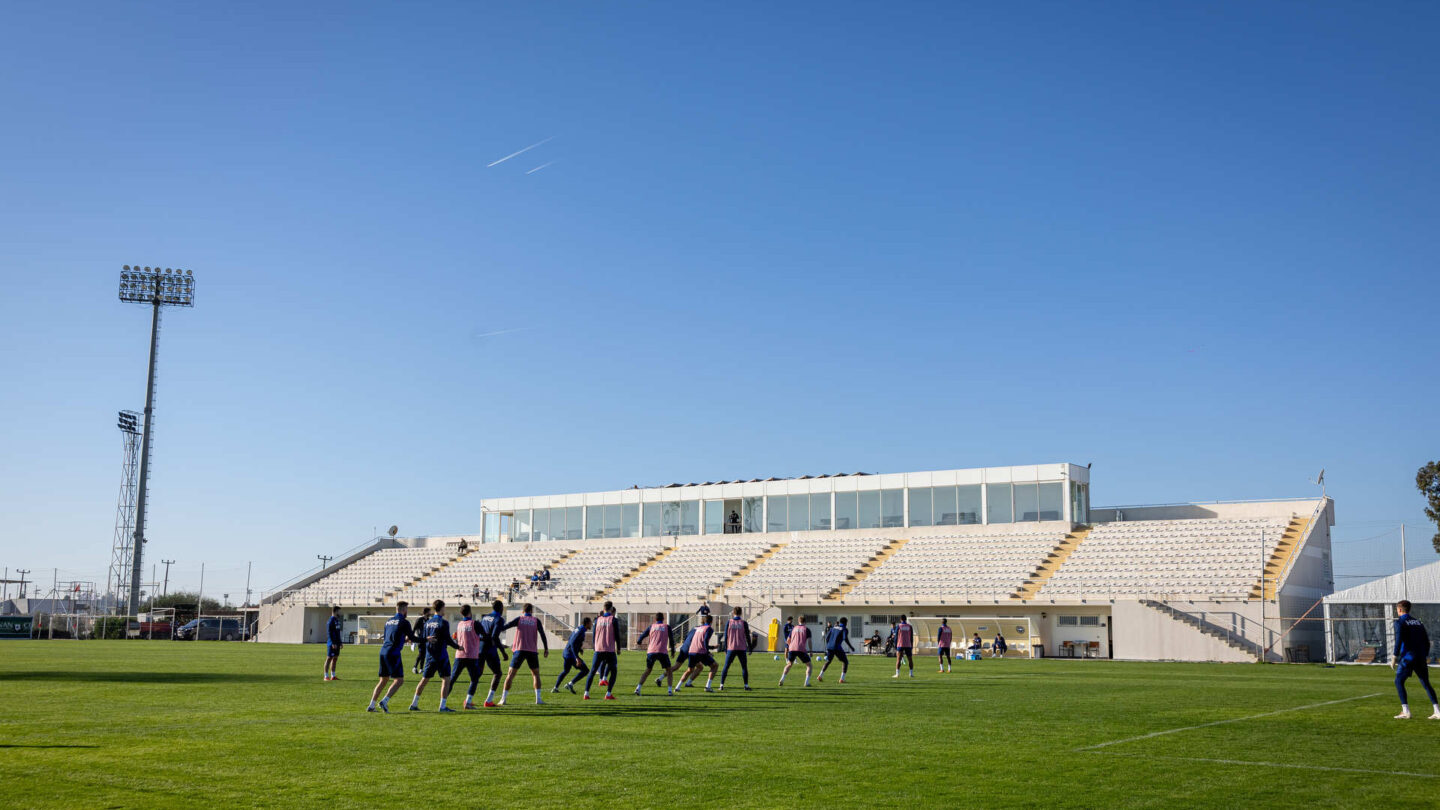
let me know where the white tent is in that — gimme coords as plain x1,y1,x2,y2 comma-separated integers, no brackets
1323,560,1440,664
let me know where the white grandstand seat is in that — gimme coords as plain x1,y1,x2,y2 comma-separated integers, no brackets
846,530,1066,601
1036,517,1292,599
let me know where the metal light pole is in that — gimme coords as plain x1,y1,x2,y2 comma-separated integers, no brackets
160,559,175,599
117,266,196,616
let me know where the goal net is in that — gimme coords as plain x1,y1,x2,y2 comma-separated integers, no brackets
907,616,1036,658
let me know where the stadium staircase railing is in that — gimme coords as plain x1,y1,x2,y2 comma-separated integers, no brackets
1138,599,1269,661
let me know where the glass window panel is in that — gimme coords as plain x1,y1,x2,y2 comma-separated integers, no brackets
642,503,663,537
484,512,500,543
1038,483,1064,522
881,489,904,528
834,492,857,530
767,496,787,533
933,486,958,526
704,500,724,535
586,506,604,539
810,493,831,530
680,501,700,535
602,505,622,538
957,485,982,524
661,501,681,536
566,506,583,539
742,497,764,533
1014,483,1040,522
858,490,881,529
987,484,1012,524
622,504,640,538
788,494,808,532
514,509,532,542
909,487,932,527
531,508,548,542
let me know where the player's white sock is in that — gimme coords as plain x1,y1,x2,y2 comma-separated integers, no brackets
804,675,810,686
705,676,713,689
1396,704,1410,719
1429,705,1440,719
439,697,447,709
501,689,509,702
909,669,914,678
410,698,419,709
486,689,496,702
379,697,388,709
535,689,542,703
368,700,376,710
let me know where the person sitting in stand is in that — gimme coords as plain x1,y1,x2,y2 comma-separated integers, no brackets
457,538,468,553
992,632,1008,657
865,631,883,653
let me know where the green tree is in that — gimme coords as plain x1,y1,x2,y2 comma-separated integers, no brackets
143,591,222,613
1418,461,1440,554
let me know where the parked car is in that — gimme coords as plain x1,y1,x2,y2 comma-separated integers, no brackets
126,619,174,639
175,618,243,641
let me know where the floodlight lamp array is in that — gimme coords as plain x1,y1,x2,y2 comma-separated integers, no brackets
118,265,196,307
117,410,140,434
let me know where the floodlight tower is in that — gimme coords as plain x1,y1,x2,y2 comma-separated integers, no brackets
107,410,142,614
117,265,196,616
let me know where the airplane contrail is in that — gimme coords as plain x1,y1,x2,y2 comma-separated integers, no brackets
525,161,556,175
487,137,554,168
472,326,534,340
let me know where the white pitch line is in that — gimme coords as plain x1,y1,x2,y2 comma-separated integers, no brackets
1076,692,1383,750
1090,751,1438,780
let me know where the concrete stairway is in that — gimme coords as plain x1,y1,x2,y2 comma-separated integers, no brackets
827,537,909,600
1012,526,1092,600
710,542,786,600
595,546,675,600
1139,599,1265,661
1250,516,1310,600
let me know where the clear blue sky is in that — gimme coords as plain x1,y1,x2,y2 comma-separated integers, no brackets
2,2,1437,602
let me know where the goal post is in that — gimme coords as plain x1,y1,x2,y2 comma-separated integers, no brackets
907,616,1036,659
357,615,397,645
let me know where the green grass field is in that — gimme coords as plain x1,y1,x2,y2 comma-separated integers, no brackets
0,641,1436,809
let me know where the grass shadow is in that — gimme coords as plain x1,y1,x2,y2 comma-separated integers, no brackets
0,671,294,684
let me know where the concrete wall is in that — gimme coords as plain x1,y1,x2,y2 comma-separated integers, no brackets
256,602,306,644
1090,498,1322,523
1110,600,1261,663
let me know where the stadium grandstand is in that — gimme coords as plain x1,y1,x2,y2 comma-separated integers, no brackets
257,463,1334,663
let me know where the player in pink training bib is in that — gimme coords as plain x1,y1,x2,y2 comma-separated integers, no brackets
634,613,676,696
936,618,953,673
584,601,620,701
497,603,549,706
679,614,719,692
892,615,915,678
778,618,813,687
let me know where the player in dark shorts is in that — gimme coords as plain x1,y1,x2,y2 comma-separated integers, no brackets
443,604,484,709
583,602,620,701
1392,599,1440,720
499,603,549,706
368,601,416,712
410,600,461,711
660,626,698,689
892,615,915,678
411,607,432,674
719,607,756,691
936,618,953,673
778,618,812,687
635,613,676,696
679,615,719,692
818,616,855,683
324,606,343,681
553,618,592,694
476,600,509,707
